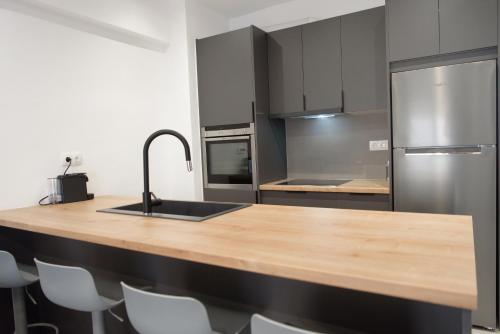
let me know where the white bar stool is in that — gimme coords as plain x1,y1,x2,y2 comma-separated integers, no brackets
0,251,58,334
121,282,222,334
251,314,322,334
34,258,123,334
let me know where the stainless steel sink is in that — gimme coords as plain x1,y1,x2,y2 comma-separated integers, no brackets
98,200,250,222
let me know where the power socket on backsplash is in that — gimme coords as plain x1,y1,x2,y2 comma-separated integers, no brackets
369,140,388,151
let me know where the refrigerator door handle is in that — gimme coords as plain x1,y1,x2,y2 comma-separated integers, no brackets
401,146,493,156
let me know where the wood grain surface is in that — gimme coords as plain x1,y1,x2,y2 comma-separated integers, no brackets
0,196,476,309
259,179,390,194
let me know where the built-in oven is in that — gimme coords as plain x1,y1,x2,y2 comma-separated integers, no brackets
201,123,257,191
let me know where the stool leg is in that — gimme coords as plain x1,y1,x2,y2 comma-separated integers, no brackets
11,287,28,334
91,311,106,334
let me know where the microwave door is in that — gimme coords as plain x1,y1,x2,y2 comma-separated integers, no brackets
203,136,257,190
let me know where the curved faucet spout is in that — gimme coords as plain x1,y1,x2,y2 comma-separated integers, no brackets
143,129,192,214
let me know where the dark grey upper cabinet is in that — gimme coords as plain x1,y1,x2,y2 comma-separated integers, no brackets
268,26,304,117
341,7,387,113
302,17,343,112
387,0,439,61
439,0,498,54
197,27,256,127
387,0,498,61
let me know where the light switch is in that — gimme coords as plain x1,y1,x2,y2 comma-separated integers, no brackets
369,140,388,151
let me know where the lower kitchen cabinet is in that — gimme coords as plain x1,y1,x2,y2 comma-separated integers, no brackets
260,191,390,211
204,188,258,204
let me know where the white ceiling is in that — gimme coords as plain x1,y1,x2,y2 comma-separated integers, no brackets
195,0,294,17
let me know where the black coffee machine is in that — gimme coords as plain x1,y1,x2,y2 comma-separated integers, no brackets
56,173,94,203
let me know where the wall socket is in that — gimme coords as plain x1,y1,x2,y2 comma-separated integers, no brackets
60,152,83,166
369,140,389,151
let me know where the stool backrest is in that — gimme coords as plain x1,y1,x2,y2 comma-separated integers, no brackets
34,258,108,312
122,282,213,334
251,315,322,334
0,251,34,288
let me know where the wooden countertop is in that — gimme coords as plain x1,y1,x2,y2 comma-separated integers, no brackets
260,179,390,194
0,196,475,309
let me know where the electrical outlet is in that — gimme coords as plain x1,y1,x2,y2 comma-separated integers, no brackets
60,152,83,166
369,140,388,151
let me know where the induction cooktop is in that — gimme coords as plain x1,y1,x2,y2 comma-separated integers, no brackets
277,179,350,186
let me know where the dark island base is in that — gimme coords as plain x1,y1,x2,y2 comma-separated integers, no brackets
0,227,470,334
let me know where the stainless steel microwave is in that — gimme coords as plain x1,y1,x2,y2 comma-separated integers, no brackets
201,123,257,191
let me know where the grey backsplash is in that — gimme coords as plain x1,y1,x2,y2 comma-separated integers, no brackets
286,112,389,180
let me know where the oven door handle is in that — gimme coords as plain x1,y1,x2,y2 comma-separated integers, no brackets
203,135,251,142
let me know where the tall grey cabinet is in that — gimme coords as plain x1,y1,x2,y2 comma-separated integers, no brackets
341,7,387,113
387,0,498,61
197,26,287,204
197,27,260,127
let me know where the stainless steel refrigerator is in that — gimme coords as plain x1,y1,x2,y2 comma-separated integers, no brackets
392,60,497,328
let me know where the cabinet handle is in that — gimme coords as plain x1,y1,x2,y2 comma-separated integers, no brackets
251,101,255,122
385,160,390,181
341,90,345,111
303,94,307,111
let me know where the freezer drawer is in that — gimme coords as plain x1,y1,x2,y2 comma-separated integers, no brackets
393,145,496,327
392,60,496,147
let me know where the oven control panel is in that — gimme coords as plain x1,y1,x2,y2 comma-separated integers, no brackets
202,123,255,138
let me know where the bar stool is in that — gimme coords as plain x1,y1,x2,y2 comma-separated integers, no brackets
121,282,222,334
0,251,59,334
251,314,322,334
34,258,123,334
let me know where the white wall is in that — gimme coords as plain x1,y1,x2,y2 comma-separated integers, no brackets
0,0,386,210
0,0,195,209
185,0,229,200
230,0,385,31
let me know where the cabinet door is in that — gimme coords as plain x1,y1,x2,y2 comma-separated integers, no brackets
387,0,439,61
341,7,386,113
440,0,497,54
204,189,257,204
260,191,389,211
335,193,390,211
268,27,304,116
302,18,343,112
197,28,255,127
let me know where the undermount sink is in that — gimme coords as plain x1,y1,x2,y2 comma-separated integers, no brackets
98,200,250,222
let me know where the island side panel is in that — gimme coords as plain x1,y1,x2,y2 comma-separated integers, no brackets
0,227,471,334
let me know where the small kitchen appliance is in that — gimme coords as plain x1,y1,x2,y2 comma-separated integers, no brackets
201,123,257,191
46,173,93,204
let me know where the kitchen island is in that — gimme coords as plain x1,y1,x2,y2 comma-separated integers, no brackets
0,196,476,333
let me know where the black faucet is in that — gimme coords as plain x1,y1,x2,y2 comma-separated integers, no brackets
143,130,192,214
